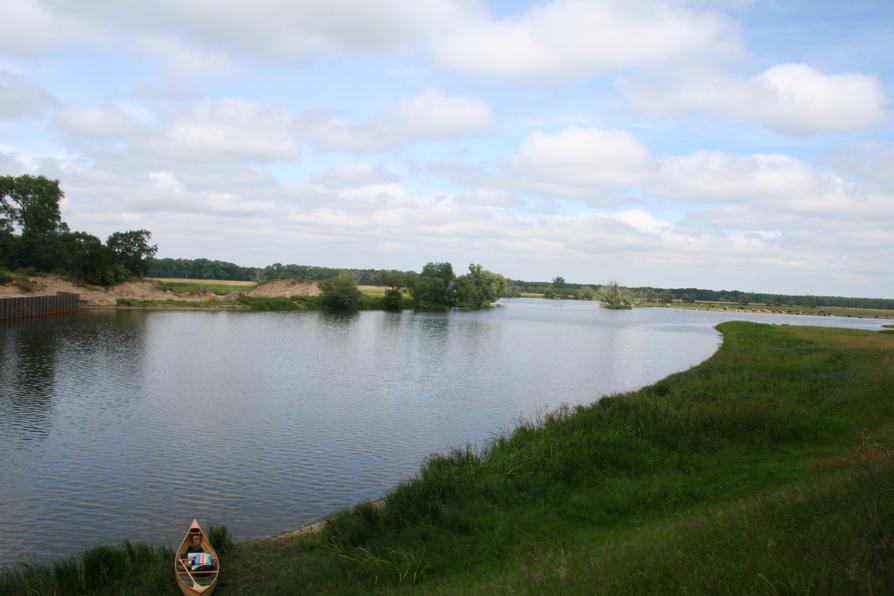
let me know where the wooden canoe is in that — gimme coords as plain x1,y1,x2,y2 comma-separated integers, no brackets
174,519,220,596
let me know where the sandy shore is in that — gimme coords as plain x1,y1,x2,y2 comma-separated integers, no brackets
0,276,320,306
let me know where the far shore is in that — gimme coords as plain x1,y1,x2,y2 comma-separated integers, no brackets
2,275,893,319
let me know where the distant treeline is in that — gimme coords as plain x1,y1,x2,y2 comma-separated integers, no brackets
148,258,402,285
628,287,894,311
149,258,894,311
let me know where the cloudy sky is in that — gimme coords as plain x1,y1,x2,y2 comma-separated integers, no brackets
1,0,893,296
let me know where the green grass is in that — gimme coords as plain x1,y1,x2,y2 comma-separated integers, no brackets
115,294,415,312
647,301,894,319
4,322,894,594
0,542,174,595
156,280,255,296
115,298,246,309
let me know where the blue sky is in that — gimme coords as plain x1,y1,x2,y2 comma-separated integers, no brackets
1,0,892,296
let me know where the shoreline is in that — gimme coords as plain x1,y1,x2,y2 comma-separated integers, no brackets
95,301,894,320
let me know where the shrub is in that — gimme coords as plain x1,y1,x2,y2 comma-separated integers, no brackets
320,273,362,312
382,287,403,311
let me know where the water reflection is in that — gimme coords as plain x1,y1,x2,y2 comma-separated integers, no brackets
0,318,61,448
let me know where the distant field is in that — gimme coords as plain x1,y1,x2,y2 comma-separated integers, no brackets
149,278,257,286
151,278,257,296
357,285,410,298
652,301,894,319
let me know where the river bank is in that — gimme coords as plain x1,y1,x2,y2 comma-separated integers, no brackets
3,321,893,594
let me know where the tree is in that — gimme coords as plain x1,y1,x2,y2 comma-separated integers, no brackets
377,270,405,312
600,280,632,309
0,175,63,236
544,276,565,299
453,263,509,308
412,262,455,311
319,272,362,311
106,229,158,276
577,286,595,301
60,232,128,285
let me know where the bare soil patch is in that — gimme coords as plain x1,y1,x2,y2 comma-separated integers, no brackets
0,276,198,306
248,279,321,298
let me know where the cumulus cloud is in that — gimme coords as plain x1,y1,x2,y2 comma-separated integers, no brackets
56,105,145,141
11,0,478,65
654,151,822,201
0,70,54,120
152,0,477,60
0,0,89,55
508,127,652,199
154,99,300,162
302,90,492,152
436,0,741,81
134,35,237,78
623,63,890,134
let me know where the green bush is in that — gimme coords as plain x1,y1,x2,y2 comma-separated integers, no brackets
320,273,362,312
382,287,403,311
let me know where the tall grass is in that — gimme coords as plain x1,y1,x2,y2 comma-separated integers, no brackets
208,525,234,555
315,322,894,590
0,541,173,595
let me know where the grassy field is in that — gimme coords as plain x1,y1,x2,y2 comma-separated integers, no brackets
150,278,258,296
357,285,411,298
4,322,893,594
647,301,894,319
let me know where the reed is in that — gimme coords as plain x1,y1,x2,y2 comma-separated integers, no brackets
0,541,172,595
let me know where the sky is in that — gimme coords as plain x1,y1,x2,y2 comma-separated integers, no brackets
0,0,892,297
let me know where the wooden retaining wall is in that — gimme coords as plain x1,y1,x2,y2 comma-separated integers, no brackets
0,292,80,321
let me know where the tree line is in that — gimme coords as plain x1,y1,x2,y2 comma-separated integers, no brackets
319,263,511,312
1,175,157,284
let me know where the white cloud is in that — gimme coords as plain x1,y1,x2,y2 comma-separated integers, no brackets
614,209,673,234
154,0,477,60
623,63,890,134
309,163,399,189
0,70,54,119
436,0,741,81
155,99,300,162
56,105,144,141
0,0,87,55
508,126,652,198
654,151,822,201
135,35,237,78
302,90,491,152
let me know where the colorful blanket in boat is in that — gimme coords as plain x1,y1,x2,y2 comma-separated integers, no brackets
190,553,212,567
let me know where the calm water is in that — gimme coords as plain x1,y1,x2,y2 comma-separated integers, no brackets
0,299,888,563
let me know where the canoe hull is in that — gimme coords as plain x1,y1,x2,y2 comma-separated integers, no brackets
174,519,220,595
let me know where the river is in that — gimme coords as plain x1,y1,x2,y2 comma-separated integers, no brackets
0,299,888,562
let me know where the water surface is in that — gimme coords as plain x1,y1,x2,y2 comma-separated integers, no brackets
0,299,887,562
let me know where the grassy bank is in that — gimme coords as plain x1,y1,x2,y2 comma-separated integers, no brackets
645,300,894,319
118,282,413,311
3,322,893,594
116,293,415,311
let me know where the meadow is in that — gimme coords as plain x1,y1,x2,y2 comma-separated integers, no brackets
2,322,893,594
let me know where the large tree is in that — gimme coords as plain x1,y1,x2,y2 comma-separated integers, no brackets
412,262,455,311
0,175,63,236
453,263,509,308
106,229,158,276
319,272,362,312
